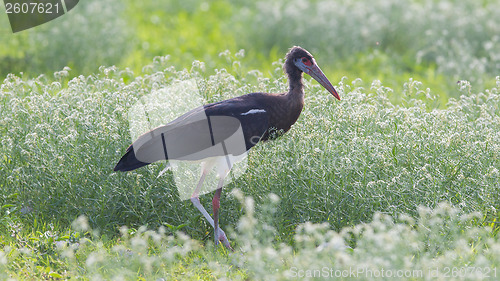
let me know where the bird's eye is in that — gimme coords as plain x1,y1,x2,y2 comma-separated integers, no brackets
301,57,313,66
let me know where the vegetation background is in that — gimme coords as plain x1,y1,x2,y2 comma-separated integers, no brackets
0,0,499,279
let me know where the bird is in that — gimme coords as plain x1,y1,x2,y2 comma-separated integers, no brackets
114,46,340,251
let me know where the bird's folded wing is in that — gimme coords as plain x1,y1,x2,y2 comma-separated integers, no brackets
130,105,269,163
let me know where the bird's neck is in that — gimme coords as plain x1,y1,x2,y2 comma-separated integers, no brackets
286,70,305,107
278,71,304,129
263,71,305,137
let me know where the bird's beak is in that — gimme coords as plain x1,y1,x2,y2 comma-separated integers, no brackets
306,64,341,101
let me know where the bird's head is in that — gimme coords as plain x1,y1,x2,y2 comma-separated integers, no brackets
285,46,340,101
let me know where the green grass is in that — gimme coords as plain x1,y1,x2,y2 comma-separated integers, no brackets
4,196,500,280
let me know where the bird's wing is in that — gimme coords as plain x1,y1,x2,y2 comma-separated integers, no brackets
127,99,269,164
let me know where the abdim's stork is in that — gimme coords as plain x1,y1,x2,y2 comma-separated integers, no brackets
114,46,340,250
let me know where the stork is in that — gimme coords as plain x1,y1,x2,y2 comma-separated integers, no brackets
114,46,340,250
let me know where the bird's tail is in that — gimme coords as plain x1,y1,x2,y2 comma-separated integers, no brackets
113,146,150,171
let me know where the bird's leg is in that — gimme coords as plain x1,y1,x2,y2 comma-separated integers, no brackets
212,177,233,251
190,171,214,226
212,181,222,246
190,171,233,251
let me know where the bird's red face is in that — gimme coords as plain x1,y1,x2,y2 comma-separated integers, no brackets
294,56,341,101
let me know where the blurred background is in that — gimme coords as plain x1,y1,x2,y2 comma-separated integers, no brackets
1,0,499,101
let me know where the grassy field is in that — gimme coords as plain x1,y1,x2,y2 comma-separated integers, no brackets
1,0,500,279
2,0,500,101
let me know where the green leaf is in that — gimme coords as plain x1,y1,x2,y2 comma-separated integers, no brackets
1,204,15,210
49,272,64,278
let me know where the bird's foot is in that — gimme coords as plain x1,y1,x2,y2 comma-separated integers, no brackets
214,227,233,251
